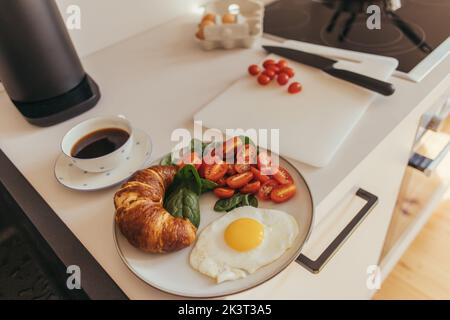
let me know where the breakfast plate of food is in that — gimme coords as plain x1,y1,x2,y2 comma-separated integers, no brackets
113,137,314,298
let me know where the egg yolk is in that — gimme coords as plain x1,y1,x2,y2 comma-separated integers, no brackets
224,218,264,252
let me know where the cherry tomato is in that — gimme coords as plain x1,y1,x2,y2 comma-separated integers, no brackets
248,64,260,76
178,152,202,170
204,162,228,182
251,167,271,183
223,137,243,157
258,152,279,175
235,164,251,173
226,172,254,189
271,184,297,203
277,73,290,86
288,82,302,94
227,164,237,176
257,179,279,201
273,166,294,185
236,144,257,165
257,151,271,167
198,163,206,178
262,69,276,80
201,146,217,165
266,65,281,74
214,187,235,199
216,176,227,187
257,151,272,169
263,59,276,69
258,74,271,86
281,67,295,78
277,59,288,69
240,181,261,194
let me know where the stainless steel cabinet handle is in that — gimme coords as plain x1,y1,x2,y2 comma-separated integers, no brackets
297,188,379,274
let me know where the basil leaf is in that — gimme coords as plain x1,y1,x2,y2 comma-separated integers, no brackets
165,187,200,228
240,194,250,207
248,194,259,208
200,178,218,194
214,193,259,212
214,194,244,212
160,154,173,166
167,164,202,196
189,138,204,153
239,135,255,146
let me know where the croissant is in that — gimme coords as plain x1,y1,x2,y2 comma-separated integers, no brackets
114,165,197,253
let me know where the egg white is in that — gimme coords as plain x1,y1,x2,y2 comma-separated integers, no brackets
189,206,299,283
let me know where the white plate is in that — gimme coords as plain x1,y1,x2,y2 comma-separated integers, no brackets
55,128,152,191
113,154,314,298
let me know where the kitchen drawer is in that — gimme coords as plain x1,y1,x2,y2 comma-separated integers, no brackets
232,101,436,300
233,76,450,299
233,77,450,299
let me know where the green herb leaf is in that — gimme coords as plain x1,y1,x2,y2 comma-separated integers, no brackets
200,179,218,194
214,193,259,213
166,164,202,196
189,139,204,153
242,194,253,207
214,194,243,212
165,186,200,228
160,154,173,166
248,194,258,208
239,135,255,146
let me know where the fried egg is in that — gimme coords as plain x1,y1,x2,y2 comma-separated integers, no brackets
189,206,299,283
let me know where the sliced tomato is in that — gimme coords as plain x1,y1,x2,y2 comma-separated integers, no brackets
235,164,251,173
216,176,227,187
202,143,225,164
237,144,257,165
214,187,235,199
178,152,202,170
201,149,216,165
258,151,279,175
240,181,261,194
226,172,254,189
204,162,228,182
250,167,271,183
271,184,297,203
257,151,272,169
227,164,237,175
223,137,243,157
273,166,294,185
257,179,279,201
198,163,206,178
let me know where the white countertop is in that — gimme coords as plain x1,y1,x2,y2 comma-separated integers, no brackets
0,14,449,299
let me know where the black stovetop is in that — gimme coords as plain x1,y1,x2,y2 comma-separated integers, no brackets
264,0,450,73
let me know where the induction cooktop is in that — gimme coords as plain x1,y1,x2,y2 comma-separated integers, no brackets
264,0,450,81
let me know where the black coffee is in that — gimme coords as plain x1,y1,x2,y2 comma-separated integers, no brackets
71,128,130,159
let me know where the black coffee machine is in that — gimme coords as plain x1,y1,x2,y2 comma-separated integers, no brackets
0,0,100,127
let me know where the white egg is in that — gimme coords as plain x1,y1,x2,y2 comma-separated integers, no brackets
189,206,299,283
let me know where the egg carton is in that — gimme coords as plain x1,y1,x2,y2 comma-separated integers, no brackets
197,0,264,50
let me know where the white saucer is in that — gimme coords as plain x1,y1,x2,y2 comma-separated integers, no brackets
55,128,152,191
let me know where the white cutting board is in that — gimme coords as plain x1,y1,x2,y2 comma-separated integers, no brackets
194,41,398,167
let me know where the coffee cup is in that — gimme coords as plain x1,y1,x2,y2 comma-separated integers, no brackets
61,115,134,173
